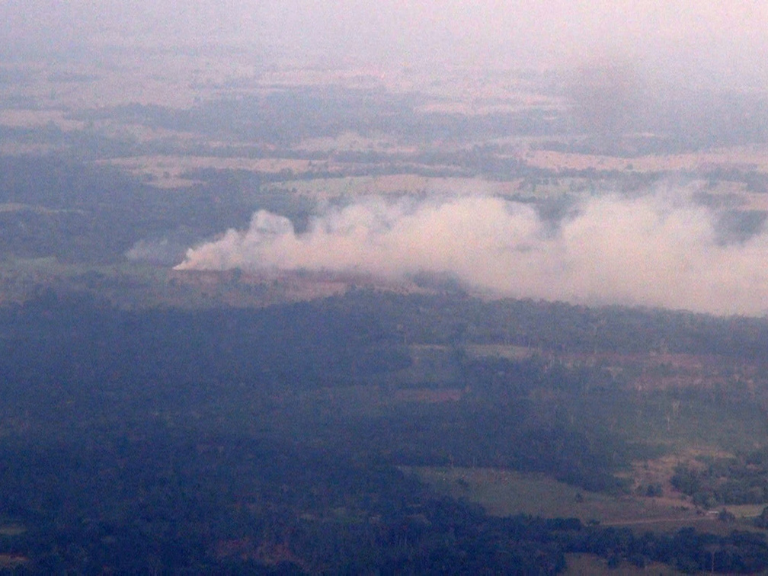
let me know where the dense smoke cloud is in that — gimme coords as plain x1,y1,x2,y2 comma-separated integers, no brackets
175,192,768,316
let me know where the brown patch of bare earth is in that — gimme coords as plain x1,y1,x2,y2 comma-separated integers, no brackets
393,388,463,404
0,554,28,569
526,146,768,174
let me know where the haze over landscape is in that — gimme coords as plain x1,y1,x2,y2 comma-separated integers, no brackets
3,0,768,83
4,2,768,574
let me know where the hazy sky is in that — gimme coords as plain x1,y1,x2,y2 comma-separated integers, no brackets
2,1,767,84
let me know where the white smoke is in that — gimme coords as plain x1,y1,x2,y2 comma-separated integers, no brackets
175,192,768,316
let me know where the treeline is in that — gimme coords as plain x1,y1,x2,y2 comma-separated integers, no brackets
68,84,768,153
672,448,768,508
7,288,768,403
337,290,768,361
70,86,569,147
0,290,411,399
0,156,310,262
322,401,637,493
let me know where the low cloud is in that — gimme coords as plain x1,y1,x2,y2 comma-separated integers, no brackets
175,192,768,316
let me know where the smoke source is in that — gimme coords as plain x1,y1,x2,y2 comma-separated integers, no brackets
175,192,768,316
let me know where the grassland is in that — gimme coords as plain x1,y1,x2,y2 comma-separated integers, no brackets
410,465,764,534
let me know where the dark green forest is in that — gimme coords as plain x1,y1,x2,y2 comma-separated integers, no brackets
0,289,767,572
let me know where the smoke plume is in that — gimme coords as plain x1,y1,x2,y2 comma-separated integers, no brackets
175,192,768,316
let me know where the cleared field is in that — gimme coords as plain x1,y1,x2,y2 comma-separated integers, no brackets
527,146,768,173
0,109,84,130
266,175,524,199
564,554,683,575
409,466,698,524
104,155,316,188
465,343,535,360
0,554,28,569
409,465,768,535
0,525,26,537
